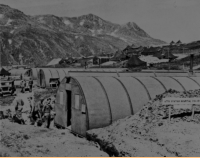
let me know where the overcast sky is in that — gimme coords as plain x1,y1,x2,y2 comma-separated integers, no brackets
1,0,200,43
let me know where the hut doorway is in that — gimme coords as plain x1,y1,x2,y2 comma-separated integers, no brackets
66,90,72,126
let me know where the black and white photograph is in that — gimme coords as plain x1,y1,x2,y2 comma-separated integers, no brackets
0,0,200,157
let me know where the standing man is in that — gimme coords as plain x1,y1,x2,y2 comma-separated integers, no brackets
28,96,37,125
42,98,53,128
29,78,33,92
20,80,25,93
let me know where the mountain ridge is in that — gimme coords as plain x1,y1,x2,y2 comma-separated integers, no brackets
0,4,166,66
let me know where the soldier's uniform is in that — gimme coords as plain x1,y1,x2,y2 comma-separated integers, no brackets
13,98,25,124
42,99,53,128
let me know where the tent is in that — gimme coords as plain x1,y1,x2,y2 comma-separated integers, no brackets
170,41,175,45
162,51,177,60
110,50,128,61
46,58,62,66
127,55,146,67
176,40,182,45
0,67,10,76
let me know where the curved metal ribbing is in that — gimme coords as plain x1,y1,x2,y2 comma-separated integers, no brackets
55,69,60,79
56,69,61,81
151,76,167,91
187,77,200,87
169,77,186,91
72,78,90,130
62,69,67,76
132,77,151,100
153,71,157,77
48,69,53,77
113,77,134,115
93,77,112,124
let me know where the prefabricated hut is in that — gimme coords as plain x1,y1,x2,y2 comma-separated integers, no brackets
55,75,200,136
9,68,31,79
37,68,127,88
30,68,40,80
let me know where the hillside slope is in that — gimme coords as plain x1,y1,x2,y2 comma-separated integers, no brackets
0,4,165,66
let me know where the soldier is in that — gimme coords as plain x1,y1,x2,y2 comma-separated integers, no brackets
12,97,25,124
20,80,25,93
35,99,45,126
29,78,33,92
42,98,53,128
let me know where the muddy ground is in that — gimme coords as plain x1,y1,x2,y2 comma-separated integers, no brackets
0,87,108,157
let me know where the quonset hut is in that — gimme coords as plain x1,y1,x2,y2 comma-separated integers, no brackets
37,68,127,88
30,68,40,80
55,76,200,136
9,69,30,78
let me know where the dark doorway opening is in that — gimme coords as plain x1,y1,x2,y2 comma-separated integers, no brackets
40,72,42,87
66,90,72,126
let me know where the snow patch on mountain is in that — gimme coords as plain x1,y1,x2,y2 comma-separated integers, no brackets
5,19,13,26
80,20,85,26
10,30,14,34
8,39,12,44
0,14,3,18
38,17,45,23
63,19,71,25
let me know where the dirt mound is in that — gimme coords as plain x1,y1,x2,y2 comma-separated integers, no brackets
0,119,108,157
0,95,15,107
87,89,200,157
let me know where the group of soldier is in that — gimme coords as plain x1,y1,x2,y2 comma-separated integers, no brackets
20,79,33,93
5,95,56,128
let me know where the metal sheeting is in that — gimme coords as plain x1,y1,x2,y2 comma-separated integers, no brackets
153,77,184,91
69,72,118,77
94,77,132,122
172,77,199,90
38,68,126,88
68,76,200,135
9,69,30,77
73,77,111,129
113,77,149,114
134,77,165,99
119,72,155,77
31,68,39,80
42,69,52,88
154,72,189,77
189,77,200,86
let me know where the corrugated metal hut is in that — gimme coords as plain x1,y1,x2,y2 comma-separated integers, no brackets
30,68,40,80
9,68,30,78
37,68,127,88
55,76,200,136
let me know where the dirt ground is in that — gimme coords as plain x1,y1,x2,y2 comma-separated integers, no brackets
0,87,108,157
87,89,200,157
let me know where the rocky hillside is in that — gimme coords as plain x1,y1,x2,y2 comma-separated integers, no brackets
0,4,165,66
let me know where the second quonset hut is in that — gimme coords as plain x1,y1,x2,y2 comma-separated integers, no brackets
37,68,127,88
55,76,200,136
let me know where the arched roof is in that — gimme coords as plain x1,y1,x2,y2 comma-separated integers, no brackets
9,69,30,76
38,68,127,88
30,68,40,80
70,76,200,130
